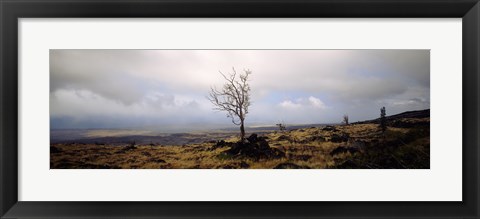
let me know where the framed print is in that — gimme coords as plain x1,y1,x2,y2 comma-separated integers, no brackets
48,49,431,170
1,0,479,218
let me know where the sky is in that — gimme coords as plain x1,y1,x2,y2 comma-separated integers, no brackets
50,50,430,131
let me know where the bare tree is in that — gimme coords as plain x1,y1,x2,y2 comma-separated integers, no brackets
342,114,349,125
379,106,387,134
276,123,287,131
208,68,251,143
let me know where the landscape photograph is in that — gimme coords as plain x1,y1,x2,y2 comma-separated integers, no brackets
50,50,430,169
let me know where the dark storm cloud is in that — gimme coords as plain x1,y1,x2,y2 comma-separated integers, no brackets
50,50,163,105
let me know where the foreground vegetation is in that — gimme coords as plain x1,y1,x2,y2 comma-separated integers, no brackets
50,115,429,169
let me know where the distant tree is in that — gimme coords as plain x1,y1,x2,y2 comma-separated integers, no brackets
342,114,349,125
379,106,387,133
276,123,287,131
208,68,251,143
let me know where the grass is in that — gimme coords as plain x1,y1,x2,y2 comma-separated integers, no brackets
51,117,430,169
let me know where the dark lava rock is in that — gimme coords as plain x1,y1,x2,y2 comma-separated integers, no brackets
239,161,250,168
300,135,325,143
289,154,312,161
221,165,235,169
314,136,326,142
53,161,76,169
247,133,258,143
273,162,309,169
366,156,406,169
351,140,367,148
211,140,234,150
149,158,166,163
390,119,430,128
50,146,62,153
78,163,121,169
277,135,292,141
322,125,337,131
330,146,360,156
334,160,361,169
216,140,227,146
223,136,285,161
330,133,349,143
218,161,250,169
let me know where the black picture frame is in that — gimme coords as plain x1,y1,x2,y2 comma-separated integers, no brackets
1,0,479,218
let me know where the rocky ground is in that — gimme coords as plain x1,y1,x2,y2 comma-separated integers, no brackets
50,110,430,169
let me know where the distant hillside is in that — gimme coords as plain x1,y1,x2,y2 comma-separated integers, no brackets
353,109,430,125
51,109,429,146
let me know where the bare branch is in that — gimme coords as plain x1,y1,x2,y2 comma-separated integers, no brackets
207,68,252,142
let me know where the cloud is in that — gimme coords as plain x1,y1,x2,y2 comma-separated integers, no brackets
308,96,327,109
50,50,430,130
279,100,302,109
279,96,326,110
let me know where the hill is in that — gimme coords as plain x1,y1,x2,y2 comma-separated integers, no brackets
353,109,429,124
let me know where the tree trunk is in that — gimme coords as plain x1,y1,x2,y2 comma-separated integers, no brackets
240,121,245,144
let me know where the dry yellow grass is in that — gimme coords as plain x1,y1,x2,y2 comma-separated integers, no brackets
51,118,429,169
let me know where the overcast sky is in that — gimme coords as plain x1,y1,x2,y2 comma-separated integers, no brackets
50,50,429,131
